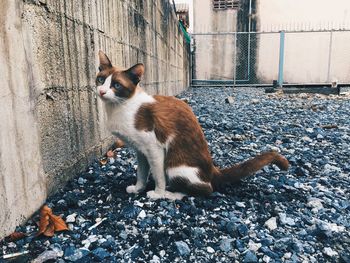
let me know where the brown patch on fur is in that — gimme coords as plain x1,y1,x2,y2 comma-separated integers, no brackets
135,96,214,183
110,72,139,99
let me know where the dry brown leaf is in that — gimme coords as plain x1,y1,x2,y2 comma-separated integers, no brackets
6,232,26,242
50,214,69,231
37,205,68,237
43,222,55,237
100,158,108,165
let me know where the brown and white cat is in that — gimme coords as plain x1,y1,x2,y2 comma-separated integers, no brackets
96,51,289,200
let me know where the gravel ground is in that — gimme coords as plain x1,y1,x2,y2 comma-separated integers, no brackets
1,87,350,263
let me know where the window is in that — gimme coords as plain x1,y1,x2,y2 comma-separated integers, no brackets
213,0,239,10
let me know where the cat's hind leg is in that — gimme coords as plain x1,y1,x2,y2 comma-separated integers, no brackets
167,166,213,197
126,151,150,194
144,147,185,200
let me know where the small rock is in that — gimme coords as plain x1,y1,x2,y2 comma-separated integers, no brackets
64,247,90,262
159,250,166,257
264,217,277,231
150,255,161,263
323,247,338,257
307,198,324,212
130,245,143,260
121,205,141,219
316,221,345,236
262,255,271,263
248,241,261,252
66,213,77,223
78,177,86,185
306,128,314,133
225,96,234,104
237,224,249,236
92,248,110,260
219,238,233,252
236,202,246,208
279,213,295,226
283,252,292,259
316,134,324,139
207,246,215,253
244,250,258,263
302,136,313,142
138,210,146,219
32,250,64,263
175,241,191,256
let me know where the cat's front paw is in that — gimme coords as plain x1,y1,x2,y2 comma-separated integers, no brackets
147,190,185,200
146,190,164,200
126,185,142,194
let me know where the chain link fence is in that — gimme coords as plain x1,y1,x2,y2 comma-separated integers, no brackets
191,30,350,87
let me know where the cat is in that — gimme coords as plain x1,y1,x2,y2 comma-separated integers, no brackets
96,51,289,200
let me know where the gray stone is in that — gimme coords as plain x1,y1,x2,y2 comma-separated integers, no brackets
225,96,235,104
243,250,258,263
220,238,233,252
279,213,296,226
175,241,191,256
264,217,278,231
323,247,338,257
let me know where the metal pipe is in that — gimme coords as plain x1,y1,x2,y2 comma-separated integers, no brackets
191,29,350,35
233,32,237,87
327,30,333,83
278,31,285,87
247,0,252,78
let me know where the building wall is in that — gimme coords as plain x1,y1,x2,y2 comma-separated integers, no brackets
0,0,190,239
256,0,350,84
192,0,237,80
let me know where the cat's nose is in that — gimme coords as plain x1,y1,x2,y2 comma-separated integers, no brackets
99,90,106,96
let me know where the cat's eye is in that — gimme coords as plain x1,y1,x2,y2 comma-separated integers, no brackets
97,76,105,84
114,83,123,90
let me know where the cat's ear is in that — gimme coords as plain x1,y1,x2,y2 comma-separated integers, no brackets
98,50,112,71
125,63,144,85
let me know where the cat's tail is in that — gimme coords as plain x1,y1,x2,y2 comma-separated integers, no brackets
211,151,289,189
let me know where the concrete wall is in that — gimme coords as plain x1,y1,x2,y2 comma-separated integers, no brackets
256,0,350,84
192,0,237,80
0,0,189,239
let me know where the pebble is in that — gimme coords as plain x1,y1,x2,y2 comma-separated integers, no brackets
175,241,191,256
137,210,146,219
279,213,296,226
92,248,110,260
307,198,324,212
264,217,278,231
225,96,234,104
244,250,258,263
219,238,233,252
323,247,338,257
65,213,77,223
206,246,215,253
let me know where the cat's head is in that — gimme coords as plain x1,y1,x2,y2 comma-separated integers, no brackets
96,51,144,104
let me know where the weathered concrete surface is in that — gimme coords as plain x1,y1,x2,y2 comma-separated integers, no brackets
0,0,189,239
192,0,237,80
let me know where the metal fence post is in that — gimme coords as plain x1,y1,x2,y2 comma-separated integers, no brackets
233,32,237,88
278,31,285,87
327,30,333,83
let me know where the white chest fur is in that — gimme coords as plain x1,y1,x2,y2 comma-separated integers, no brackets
104,90,160,154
